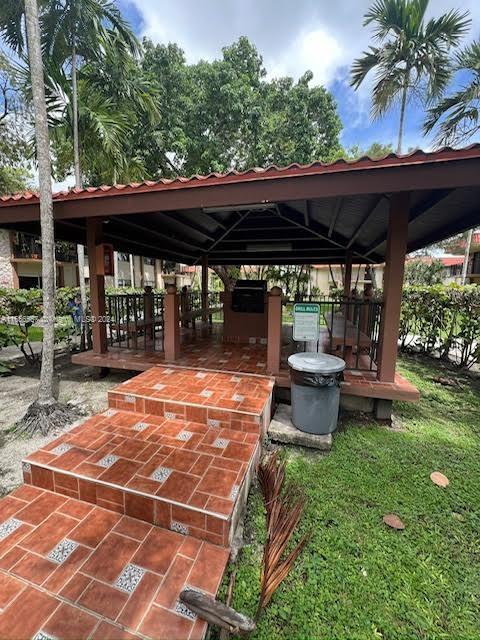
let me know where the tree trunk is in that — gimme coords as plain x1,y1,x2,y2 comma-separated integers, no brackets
211,266,238,292
461,228,473,285
397,73,409,155
113,250,119,287
71,45,88,337
24,0,56,406
129,254,135,287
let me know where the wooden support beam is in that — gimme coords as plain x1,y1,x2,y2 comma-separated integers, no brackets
86,218,107,354
377,192,410,382
346,195,385,249
201,255,209,322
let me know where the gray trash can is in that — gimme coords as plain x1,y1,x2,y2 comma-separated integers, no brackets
288,353,346,434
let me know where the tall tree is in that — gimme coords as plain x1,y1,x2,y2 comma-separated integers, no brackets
0,53,31,195
21,0,77,433
41,0,139,336
350,0,470,153
424,40,480,146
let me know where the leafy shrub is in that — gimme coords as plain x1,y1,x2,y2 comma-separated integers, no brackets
400,284,480,368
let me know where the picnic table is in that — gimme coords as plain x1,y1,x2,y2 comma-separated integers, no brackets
324,312,371,357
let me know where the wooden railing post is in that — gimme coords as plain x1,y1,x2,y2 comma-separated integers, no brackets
267,286,282,375
164,284,180,361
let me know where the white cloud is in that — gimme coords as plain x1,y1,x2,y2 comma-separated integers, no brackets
265,28,345,86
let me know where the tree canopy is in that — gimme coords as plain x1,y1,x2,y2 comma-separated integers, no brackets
134,36,343,179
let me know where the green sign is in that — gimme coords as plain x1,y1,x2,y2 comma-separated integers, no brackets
293,303,320,341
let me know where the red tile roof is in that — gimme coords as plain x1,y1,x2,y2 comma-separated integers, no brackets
2,144,480,205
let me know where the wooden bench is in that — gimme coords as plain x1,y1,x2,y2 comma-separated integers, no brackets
116,316,164,349
324,312,371,357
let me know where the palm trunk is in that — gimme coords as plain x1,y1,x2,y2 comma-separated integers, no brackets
72,44,88,337
397,72,409,154
461,228,473,285
24,0,56,405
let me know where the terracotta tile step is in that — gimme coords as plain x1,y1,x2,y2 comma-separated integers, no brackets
22,408,261,547
0,485,229,640
107,365,274,435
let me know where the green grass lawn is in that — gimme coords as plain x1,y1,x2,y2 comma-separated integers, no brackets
230,355,480,640
0,324,44,344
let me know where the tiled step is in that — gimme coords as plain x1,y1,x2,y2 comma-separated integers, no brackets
23,408,259,547
0,485,229,640
107,365,274,436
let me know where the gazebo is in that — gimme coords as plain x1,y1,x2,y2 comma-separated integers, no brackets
1,144,479,418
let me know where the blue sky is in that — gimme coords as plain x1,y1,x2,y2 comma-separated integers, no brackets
117,0,480,154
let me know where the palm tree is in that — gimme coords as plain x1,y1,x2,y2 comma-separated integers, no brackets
424,40,480,146
40,0,139,335
350,0,470,153
22,0,77,433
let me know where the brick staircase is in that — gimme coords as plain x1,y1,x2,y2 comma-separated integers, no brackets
0,365,274,640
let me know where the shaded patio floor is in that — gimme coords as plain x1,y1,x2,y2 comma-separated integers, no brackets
72,323,419,402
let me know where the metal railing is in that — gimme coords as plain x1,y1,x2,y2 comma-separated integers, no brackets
285,295,383,371
106,291,165,352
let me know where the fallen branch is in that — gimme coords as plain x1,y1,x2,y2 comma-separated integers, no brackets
179,588,256,636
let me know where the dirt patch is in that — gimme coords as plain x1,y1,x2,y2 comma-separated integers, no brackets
0,354,133,495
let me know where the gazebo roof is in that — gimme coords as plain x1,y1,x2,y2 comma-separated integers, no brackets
1,144,479,265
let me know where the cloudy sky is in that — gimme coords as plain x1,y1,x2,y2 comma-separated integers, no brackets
117,0,480,154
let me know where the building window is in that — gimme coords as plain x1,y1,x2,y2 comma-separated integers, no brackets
118,253,129,262
117,279,132,287
144,257,155,266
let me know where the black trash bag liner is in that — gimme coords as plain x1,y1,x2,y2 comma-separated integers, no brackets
290,367,344,388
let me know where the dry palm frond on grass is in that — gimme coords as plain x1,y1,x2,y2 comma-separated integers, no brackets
256,451,311,620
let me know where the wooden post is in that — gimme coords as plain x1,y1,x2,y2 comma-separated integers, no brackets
86,218,107,354
267,287,282,375
377,192,410,382
201,255,209,323
164,284,180,361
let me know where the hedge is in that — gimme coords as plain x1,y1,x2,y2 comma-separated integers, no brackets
400,284,480,369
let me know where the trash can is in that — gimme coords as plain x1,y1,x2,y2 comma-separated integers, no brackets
288,353,345,434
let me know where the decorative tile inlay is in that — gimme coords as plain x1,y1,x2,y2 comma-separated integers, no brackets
230,484,240,501
256,362,266,367
223,351,232,355
115,563,146,594
249,337,256,344
174,600,197,621
0,518,23,540
133,421,148,432
177,431,193,441
198,357,207,361
213,438,229,448
164,411,177,420
241,355,251,360
231,376,241,382
150,466,172,483
153,383,166,391
22,461,31,473
170,521,189,535
124,395,136,404
260,337,268,345
50,443,72,456
103,409,117,417
195,372,207,379
33,631,57,640
163,368,174,375
207,419,220,428
96,454,120,468
200,390,213,398
218,359,228,364
232,394,244,402
47,538,78,564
